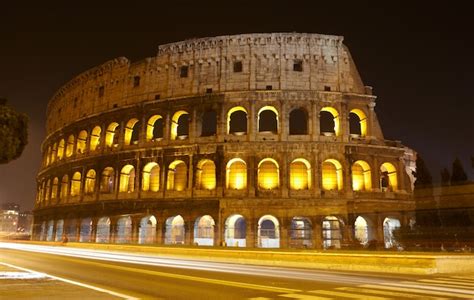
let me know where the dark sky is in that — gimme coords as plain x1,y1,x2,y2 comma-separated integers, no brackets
1,2,473,211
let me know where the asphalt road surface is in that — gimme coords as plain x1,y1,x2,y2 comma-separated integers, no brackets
1,243,474,299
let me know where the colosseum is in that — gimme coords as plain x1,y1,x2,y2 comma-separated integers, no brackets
33,33,417,250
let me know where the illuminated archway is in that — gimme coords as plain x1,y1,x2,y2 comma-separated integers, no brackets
258,106,278,133
146,115,163,141
54,219,64,242
224,214,246,247
51,177,59,201
349,109,367,137
352,160,372,191
380,162,398,191
258,158,279,190
70,172,81,196
51,143,57,163
66,135,75,157
170,111,189,140
57,139,65,160
60,175,69,200
165,215,185,245
100,167,115,193
116,216,132,244
383,217,401,248
226,158,247,190
90,126,101,151
196,159,216,190
322,159,343,191
194,215,215,246
290,217,312,248
258,215,280,248
79,218,92,242
96,217,110,243
142,162,160,192
139,215,157,244
77,130,88,154
124,118,140,145
105,122,119,147
46,146,51,166
119,165,135,193
320,107,340,136
290,159,311,190
167,160,187,191
322,216,342,249
44,180,51,203
85,169,96,194
227,106,247,134
354,216,373,246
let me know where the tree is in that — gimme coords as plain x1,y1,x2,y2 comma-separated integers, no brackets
0,98,28,164
413,155,433,188
440,168,450,185
451,157,468,184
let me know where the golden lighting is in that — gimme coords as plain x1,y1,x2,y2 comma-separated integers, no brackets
258,158,279,190
57,139,65,160
77,130,88,154
146,115,163,141
66,135,75,157
85,169,96,194
380,162,398,191
257,106,279,132
290,159,311,190
350,109,367,137
322,159,343,191
142,162,160,192
352,160,372,191
197,160,216,190
105,122,119,147
167,160,187,191
51,177,58,199
90,126,101,151
124,118,139,145
119,165,135,193
51,143,57,163
227,106,247,134
70,172,81,196
321,107,340,136
170,111,189,140
226,158,247,190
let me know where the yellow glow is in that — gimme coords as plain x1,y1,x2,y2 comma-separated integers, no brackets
142,162,160,192
170,111,189,140
124,118,139,145
321,107,340,136
227,106,247,134
51,177,58,199
290,159,311,190
322,159,343,191
57,139,65,160
90,126,101,151
146,115,163,141
71,172,81,196
85,169,96,194
66,135,74,157
77,130,88,154
257,106,279,133
197,159,216,190
226,158,247,190
119,165,135,193
352,160,372,191
46,147,51,166
51,143,57,163
167,160,187,191
380,162,398,191
350,109,367,137
258,158,279,190
45,180,51,201
105,122,119,147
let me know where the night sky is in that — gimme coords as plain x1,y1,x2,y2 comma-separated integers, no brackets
1,2,473,211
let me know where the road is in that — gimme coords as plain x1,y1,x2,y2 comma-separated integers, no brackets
1,243,474,299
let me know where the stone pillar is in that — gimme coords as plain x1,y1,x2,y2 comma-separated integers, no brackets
91,218,98,243
155,219,163,245
75,221,81,242
312,217,322,250
131,217,140,244
246,217,256,248
375,213,385,249
279,217,289,249
184,218,193,246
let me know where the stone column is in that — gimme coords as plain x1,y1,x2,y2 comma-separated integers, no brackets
246,217,256,248
312,217,322,250
279,217,289,249
131,217,140,244
155,218,164,245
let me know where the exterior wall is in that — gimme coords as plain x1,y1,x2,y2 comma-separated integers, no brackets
34,33,416,249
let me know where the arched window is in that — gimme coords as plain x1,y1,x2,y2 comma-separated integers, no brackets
322,216,342,249
90,126,101,151
96,217,110,243
289,159,311,190
224,214,246,247
227,106,247,135
51,177,59,200
258,215,280,248
146,115,163,141
170,111,189,140
226,158,247,190
100,167,115,193
119,165,135,193
85,169,96,194
322,159,343,191
194,215,215,246
354,216,372,245
66,135,75,157
290,217,312,248
167,160,187,191
139,215,157,244
51,143,57,164
124,118,140,145
142,162,160,192
349,109,367,137
196,159,216,190
105,122,119,147
116,216,132,244
165,215,185,245
289,108,308,135
60,175,69,200
380,163,398,191
258,106,278,133
77,130,88,154
383,217,401,248
46,146,51,166
320,107,340,136
70,171,81,196
201,110,217,137
57,139,65,160
258,158,279,190
352,160,372,191
45,179,51,202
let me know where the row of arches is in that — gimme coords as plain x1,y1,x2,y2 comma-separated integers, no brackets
38,215,401,249
37,158,399,204
43,106,368,167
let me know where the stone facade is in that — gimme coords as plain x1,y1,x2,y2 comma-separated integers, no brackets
33,33,416,249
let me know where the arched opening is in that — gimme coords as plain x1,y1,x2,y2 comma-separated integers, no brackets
224,214,246,247
165,215,185,245
85,169,96,194
380,162,398,191
100,167,115,193
51,143,57,163
167,160,187,191
46,146,51,166
90,126,101,151
196,159,216,190
105,122,119,147
322,216,342,249
354,216,372,246
46,220,54,241
258,106,278,133
139,215,157,244
57,139,65,160
119,165,135,193
70,172,81,196
142,162,160,192
349,109,367,137
171,111,189,140
289,159,311,190
258,215,280,248
51,177,58,201
77,130,88,154
227,106,247,135
290,217,312,248
55,219,64,242
226,158,247,190
194,215,215,246
322,159,343,191
44,180,51,203
66,135,75,157
124,118,140,145
201,110,217,137
352,160,372,191
320,107,340,136
258,158,279,190
116,216,132,244
79,218,92,242
146,115,163,141
60,175,69,201
289,108,308,135
65,219,78,242
96,217,110,243
39,221,46,241
383,217,401,248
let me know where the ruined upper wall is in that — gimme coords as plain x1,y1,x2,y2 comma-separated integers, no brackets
46,33,368,134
